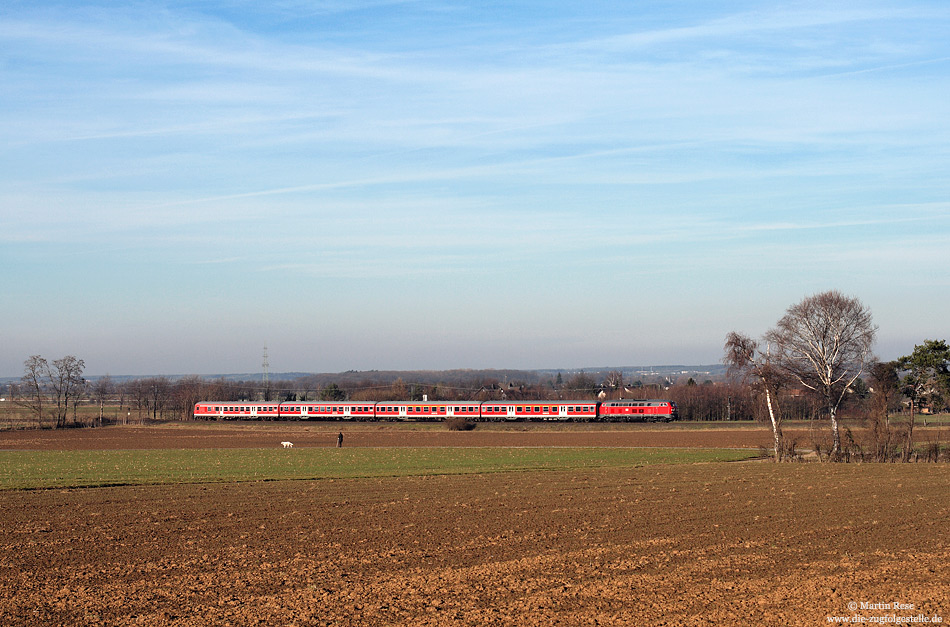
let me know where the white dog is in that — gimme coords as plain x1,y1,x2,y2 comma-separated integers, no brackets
281,441,293,448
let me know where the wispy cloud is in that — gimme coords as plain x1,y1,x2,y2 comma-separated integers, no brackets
2,0,949,374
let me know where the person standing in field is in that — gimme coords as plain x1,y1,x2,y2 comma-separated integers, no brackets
337,432,343,448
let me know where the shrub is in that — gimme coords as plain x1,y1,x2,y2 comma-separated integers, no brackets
446,417,476,431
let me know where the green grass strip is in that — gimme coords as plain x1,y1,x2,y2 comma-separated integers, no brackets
0,447,754,490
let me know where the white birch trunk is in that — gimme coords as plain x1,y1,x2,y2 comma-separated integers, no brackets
765,386,782,461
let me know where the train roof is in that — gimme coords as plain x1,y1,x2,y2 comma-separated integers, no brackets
480,399,595,404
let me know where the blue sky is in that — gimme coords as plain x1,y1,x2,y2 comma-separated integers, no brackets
2,0,949,377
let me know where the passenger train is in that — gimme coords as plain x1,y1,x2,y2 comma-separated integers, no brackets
193,399,679,422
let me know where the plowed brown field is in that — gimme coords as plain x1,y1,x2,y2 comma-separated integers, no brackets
1,424,948,626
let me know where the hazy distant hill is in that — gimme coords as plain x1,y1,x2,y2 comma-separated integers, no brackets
2,365,727,387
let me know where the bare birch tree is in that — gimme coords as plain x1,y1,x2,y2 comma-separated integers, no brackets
19,355,49,426
723,332,786,461
765,291,876,460
92,376,114,426
49,356,86,428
